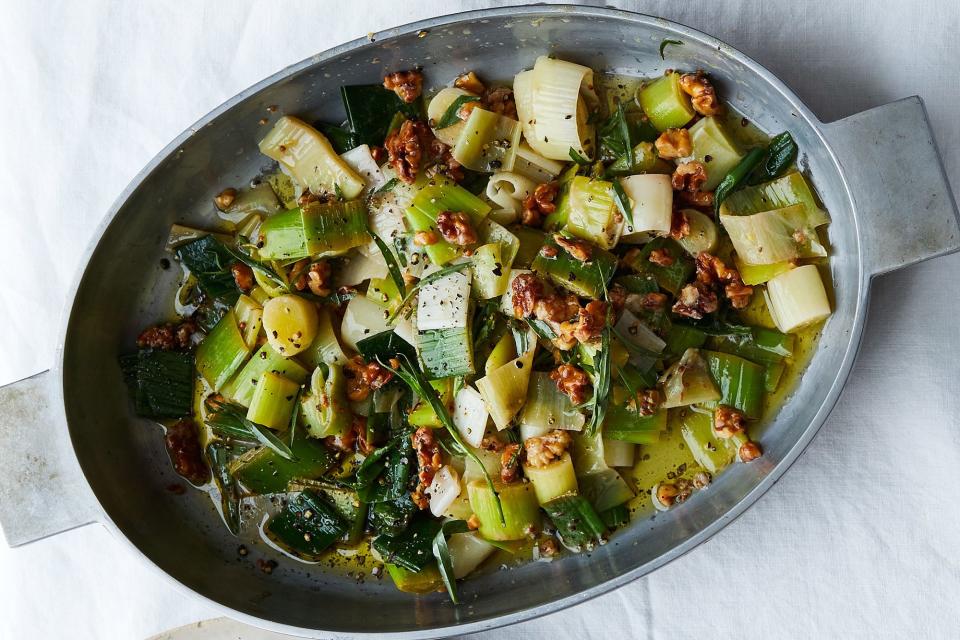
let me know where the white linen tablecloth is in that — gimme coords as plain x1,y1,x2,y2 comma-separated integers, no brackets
1,1,958,638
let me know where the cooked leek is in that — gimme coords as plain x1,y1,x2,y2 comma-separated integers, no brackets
476,347,535,430
221,342,308,407
196,309,251,390
722,171,829,227
258,115,364,199
467,480,540,541
258,208,309,261
471,243,509,300
416,267,472,331
341,295,392,353
452,107,522,173
618,174,673,237
675,209,718,255
485,172,536,223
704,350,765,419
735,257,794,286
660,348,721,408
687,116,744,191
520,372,585,432
637,72,695,131
452,386,489,448
428,86,476,145
511,142,566,182
408,378,454,428
560,176,620,249
531,234,617,299
405,178,492,265
542,494,606,551
298,307,348,369
302,200,369,257
418,327,475,379
229,433,334,494
764,264,832,333
720,204,827,265
301,365,351,438
680,409,735,473
234,294,263,349
523,452,578,504
245,371,299,431
262,294,318,357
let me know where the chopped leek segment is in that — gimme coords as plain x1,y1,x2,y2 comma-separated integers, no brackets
355,329,418,364
562,176,620,249
618,173,673,237
298,307,349,368
453,386,490,448
229,435,334,495
707,326,795,365
301,365,351,438
602,437,636,467
416,268,472,331
606,141,670,176
604,401,667,444
720,203,827,265
704,350,766,419
637,72,695,131
471,243,510,299
680,409,735,473
121,349,194,418
675,209,719,256
234,294,263,349
467,480,540,541
264,490,347,561
511,227,547,268
246,371,300,431
262,294,318,357
175,234,241,304
373,513,443,573
542,494,607,551
623,236,693,295
523,452,578,504
736,257,794,286
687,116,744,191
408,378,454,427
221,342,308,407
520,372,585,432
258,116,364,199
404,178,492,265
722,171,829,227
476,347,535,430
531,234,617,299
196,309,251,390
340,83,423,148
258,208,309,261
418,327,475,379
764,264,832,333
366,276,403,312
660,348,721,409
452,107,522,172
301,200,369,257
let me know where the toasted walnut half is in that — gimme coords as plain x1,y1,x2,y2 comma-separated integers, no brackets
524,429,573,468
383,69,423,103
679,71,721,116
550,364,592,406
655,128,692,159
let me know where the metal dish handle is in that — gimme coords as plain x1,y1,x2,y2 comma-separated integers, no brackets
0,371,99,546
823,96,960,276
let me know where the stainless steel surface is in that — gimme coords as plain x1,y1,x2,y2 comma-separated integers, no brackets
823,97,960,276
0,4,957,638
0,370,99,546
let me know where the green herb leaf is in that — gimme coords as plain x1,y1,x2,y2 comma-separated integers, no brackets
368,228,408,300
372,177,400,196
334,183,346,201
586,326,613,434
610,178,635,228
436,95,481,129
748,131,798,185
387,262,472,323
221,241,290,292
432,519,471,603
568,147,591,166
381,354,505,525
204,398,297,461
598,101,633,164
659,39,684,59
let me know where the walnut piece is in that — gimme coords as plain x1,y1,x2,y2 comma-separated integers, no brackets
436,210,478,246
554,234,593,262
411,427,442,509
137,319,197,351
696,252,753,309
524,429,573,468
550,364,592,406
739,441,763,463
454,71,485,95
164,419,210,485
670,209,692,240
344,356,394,402
500,443,523,483
636,389,661,417
672,281,719,319
384,120,431,183
521,182,558,227
383,69,423,103
573,300,607,344
413,230,439,246
714,405,747,438
482,86,518,119
679,71,721,116
672,160,709,193
230,262,254,293
655,128,692,159
648,248,675,267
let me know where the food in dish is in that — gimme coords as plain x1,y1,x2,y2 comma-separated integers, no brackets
123,54,832,600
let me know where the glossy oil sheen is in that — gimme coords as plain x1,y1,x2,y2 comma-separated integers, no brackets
60,7,872,638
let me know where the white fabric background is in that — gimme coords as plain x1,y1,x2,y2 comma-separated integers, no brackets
1,1,958,638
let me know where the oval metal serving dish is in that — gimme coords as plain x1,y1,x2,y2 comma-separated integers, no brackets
1,5,957,638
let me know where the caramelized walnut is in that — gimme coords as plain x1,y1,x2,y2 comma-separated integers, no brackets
714,405,747,438
655,128,692,159
672,161,709,193
343,356,394,402
696,252,753,309
672,282,719,319
411,427,442,509
164,419,209,486
436,211,478,246
554,234,593,262
454,71,485,94
524,429,573,468
641,292,670,309
137,319,198,351
511,272,547,318
384,120,431,183
679,71,721,116
670,209,692,240
383,69,423,103
739,441,762,463
413,230,439,246
306,262,332,297
521,182,558,227
482,86,518,119
500,443,523,483
635,388,661,417
573,300,607,344
550,364,592,406
427,137,465,182
648,248,675,267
